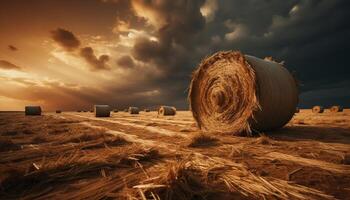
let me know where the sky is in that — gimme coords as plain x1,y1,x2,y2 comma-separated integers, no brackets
0,0,349,111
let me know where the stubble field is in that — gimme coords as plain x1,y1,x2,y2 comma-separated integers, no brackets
0,109,349,199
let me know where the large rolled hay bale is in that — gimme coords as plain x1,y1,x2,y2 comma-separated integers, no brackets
312,106,324,113
188,51,298,135
128,107,139,114
158,106,176,116
330,105,343,113
25,106,42,116
94,105,111,117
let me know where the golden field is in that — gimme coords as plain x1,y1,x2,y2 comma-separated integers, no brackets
0,109,349,199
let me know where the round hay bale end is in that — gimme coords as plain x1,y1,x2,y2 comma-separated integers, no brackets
56,110,62,114
188,51,298,135
128,107,139,114
25,106,42,116
158,106,176,116
94,105,111,117
330,105,343,113
312,106,324,113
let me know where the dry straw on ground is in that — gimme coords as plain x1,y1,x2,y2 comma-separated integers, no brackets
188,133,219,147
94,105,111,117
158,106,176,116
25,106,42,116
330,106,343,113
312,106,324,113
129,107,140,114
131,154,333,200
188,51,298,135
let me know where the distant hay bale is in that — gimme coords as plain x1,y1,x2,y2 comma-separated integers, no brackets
128,107,139,114
25,106,42,116
113,109,119,113
188,51,298,135
144,108,150,112
158,106,176,116
94,105,111,117
56,110,62,114
330,105,343,113
312,106,324,113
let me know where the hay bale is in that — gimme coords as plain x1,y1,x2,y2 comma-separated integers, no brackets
158,106,176,116
94,105,111,117
56,110,62,114
188,51,298,135
25,106,42,116
144,108,150,112
330,105,343,113
128,107,139,114
312,106,324,113
113,109,119,113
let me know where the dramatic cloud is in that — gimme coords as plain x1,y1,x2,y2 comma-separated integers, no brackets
117,55,135,68
0,60,22,70
200,0,218,22
1,0,349,110
8,45,18,51
50,28,81,51
80,47,110,71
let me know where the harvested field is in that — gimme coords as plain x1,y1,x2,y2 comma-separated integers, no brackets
0,109,350,199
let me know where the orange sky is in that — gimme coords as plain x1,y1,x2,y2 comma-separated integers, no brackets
0,0,174,111
1,0,350,111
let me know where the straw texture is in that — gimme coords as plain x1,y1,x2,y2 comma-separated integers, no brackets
330,106,343,113
158,106,176,116
312,106,324,113
188,51,298,135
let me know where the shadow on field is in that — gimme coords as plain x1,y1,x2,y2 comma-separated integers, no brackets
268,125,350,144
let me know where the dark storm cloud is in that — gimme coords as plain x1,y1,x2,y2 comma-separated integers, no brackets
8,45,18,51
125,0,350,108
129,0,207,108
0,60,22,70
80,47,110,71
50,28,81,51
116,55,135,68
